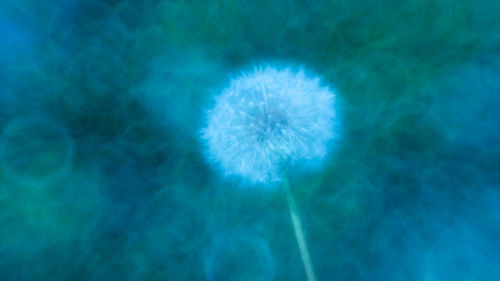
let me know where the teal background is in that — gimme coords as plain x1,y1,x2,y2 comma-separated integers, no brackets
1,0,500,280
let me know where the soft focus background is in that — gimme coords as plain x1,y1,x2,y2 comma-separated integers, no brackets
1,0,500,280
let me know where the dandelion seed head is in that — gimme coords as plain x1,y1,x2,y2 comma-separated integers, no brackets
202,65,337,184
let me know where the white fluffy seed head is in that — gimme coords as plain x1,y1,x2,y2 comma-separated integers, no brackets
202,65,337,184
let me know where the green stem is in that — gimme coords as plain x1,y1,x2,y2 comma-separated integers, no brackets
283,176,318,281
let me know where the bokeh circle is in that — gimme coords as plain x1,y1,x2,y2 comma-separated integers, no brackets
0,117,73,186
204,231,275,281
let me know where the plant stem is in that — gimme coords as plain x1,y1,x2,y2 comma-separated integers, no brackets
282,176,318,281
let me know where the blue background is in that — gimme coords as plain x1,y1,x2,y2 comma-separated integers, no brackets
1,0,499,280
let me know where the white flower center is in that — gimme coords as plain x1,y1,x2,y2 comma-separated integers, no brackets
252,109,289,144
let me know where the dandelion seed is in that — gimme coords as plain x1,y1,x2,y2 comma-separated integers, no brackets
202,65,337,184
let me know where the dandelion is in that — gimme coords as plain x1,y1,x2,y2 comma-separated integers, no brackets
202,64,338,281
203,65,336,184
